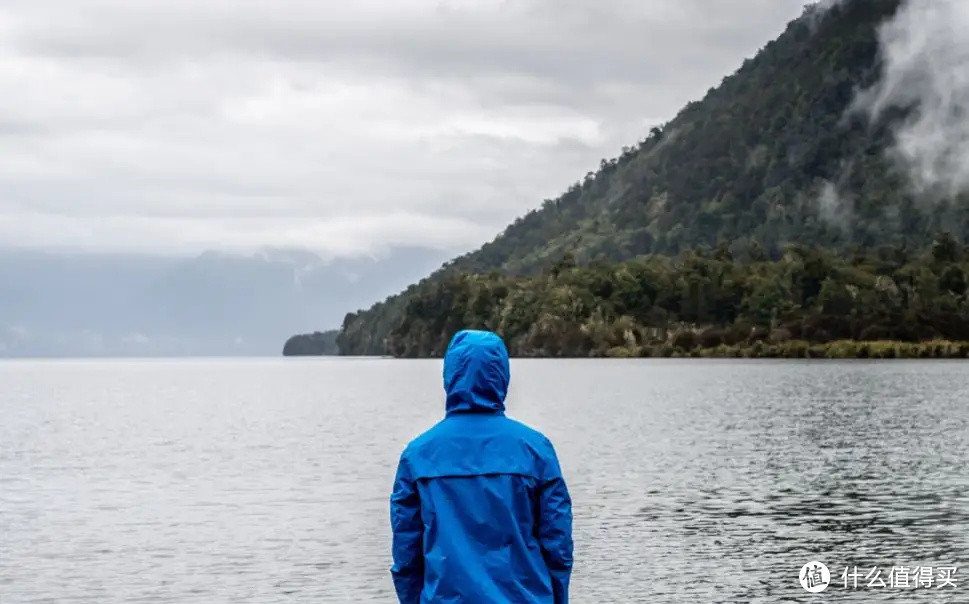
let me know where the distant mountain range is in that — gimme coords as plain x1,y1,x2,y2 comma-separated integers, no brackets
0,247,448,357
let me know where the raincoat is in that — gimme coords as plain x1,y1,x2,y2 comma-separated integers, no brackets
390,330,573,603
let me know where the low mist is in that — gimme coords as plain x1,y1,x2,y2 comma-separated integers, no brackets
856,0,969,199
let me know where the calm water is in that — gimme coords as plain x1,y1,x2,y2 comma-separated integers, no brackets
2,358,968,602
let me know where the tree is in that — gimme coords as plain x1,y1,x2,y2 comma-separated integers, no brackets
939,266,968,297
549,252,577,278
818,278,854,316
933,232,962,263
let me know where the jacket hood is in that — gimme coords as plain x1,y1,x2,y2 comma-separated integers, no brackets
443,330,510,415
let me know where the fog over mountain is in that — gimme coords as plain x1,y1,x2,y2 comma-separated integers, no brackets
0,247,447,356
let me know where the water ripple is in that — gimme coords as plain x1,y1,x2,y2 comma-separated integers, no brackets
1,358,967,602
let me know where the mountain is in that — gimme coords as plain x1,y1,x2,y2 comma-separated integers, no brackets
445,0,934,275
337,0,969,356
0,247,448,357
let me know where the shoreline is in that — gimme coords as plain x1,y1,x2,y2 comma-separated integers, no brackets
319,339,969,360
602,339,969,359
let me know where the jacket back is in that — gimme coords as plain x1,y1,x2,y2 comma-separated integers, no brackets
390,330,573,603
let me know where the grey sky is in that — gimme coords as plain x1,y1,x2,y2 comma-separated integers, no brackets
0,0,817,258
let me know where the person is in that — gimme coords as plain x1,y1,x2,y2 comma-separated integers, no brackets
390,329,573,603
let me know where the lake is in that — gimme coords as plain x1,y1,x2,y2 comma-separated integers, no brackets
2,358,968,602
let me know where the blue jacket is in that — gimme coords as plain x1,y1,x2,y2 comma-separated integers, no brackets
390,330,573,603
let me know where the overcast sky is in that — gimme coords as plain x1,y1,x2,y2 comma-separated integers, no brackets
0,0,818,258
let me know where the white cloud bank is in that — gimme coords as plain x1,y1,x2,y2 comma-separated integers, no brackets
0,0,816,256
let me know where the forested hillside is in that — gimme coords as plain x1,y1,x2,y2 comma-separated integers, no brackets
340,237,969,358
335,0,969,357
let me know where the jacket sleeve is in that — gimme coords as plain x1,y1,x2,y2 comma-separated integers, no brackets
390,452,423,604
538,445,573,604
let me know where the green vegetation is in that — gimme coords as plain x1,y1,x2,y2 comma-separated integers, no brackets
338,238,969,358
283,330,340,356
682,340,969,359
324,0,969,359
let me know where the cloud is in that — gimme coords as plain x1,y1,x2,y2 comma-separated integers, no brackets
814,178,856,236
0,0,815,257
0,211,493,256
855,0,969,199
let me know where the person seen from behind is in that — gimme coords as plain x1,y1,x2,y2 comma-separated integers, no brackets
390,329,574,603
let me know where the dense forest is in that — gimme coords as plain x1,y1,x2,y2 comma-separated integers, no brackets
338,237,969,358
304,0,969,358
